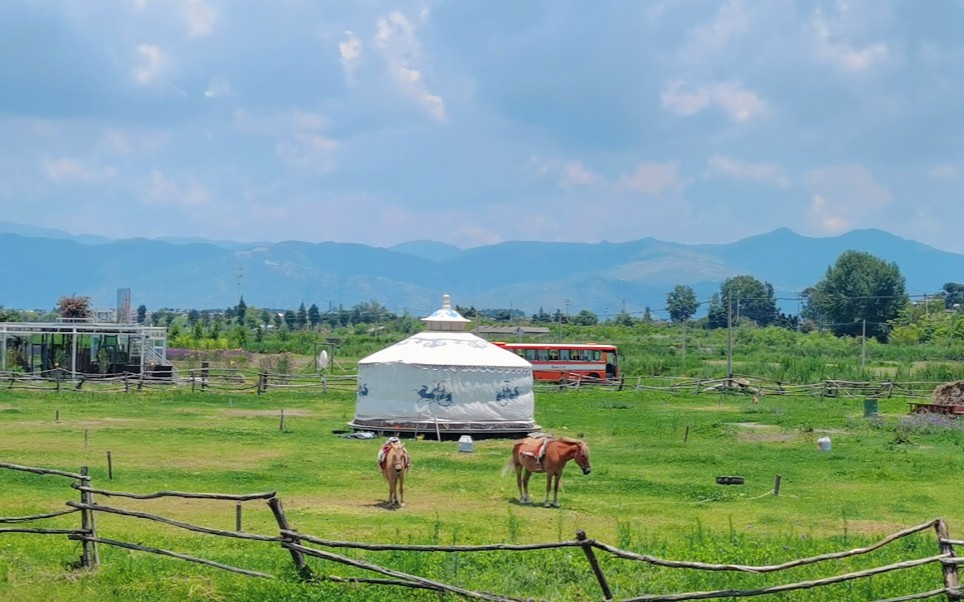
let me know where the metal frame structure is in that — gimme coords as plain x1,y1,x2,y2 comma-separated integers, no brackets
0,319,169,375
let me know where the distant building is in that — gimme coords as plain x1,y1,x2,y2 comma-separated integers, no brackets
117,288,132,323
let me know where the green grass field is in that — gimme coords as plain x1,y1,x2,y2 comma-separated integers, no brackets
1,387,962,600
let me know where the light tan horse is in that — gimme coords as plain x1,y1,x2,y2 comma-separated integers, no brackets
508,436,591,508
378,437,410,508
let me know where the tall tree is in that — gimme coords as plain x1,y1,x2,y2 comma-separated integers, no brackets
806,250,908,341
706,275,778,328
57,295,92,318
666,285,699,323
942,282,964,310
136,304,147,324
236,296,247,324
296,302,308,329
308,303,321,328
572,309,598,326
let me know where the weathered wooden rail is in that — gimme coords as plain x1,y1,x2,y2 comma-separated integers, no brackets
1,462,961,600
0,368,948,401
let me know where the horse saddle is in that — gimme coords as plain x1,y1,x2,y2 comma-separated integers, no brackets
519,434,551,462
378,437,404,469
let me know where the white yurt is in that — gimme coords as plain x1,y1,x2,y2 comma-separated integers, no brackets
349,295,538,436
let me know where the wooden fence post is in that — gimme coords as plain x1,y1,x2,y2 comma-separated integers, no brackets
258,372,266,395
268,497,311,580
773,474,782,496
935,519,961,598
576,530,613,601
78,466,99,569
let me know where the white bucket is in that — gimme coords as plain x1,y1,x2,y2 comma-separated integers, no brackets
817,436,832,452
458,435,474,453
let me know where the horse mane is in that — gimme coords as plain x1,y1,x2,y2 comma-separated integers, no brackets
556,436,584,444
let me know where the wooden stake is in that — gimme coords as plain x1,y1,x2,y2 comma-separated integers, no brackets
107,451,113,480
774,474,782,496
279,409,285,431
684,426,690,443
576,530,613,601
236,502,242,532
268,498,311,580
84,429,89,452
56,410,60,423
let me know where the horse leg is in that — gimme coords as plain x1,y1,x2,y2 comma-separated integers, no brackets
544,473,554,507
521,470,533,505
397,469,404,507
551,473,561,508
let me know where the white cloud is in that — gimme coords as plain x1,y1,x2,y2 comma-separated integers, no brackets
42,157,117,184
204,78,231,98
681,0,750,63
559,161,597,189
806,165,892,234
132,44,165,85
276,133,338,171
928,165,959,179
707,154,790,188
146,170,210,206
712,82,767,122
661,81,711,116
339,30,362,83
661,81,766,122
616,162,687,195
183,0,216,37
102,130,132,155
374,11,446,122
809,7,888,72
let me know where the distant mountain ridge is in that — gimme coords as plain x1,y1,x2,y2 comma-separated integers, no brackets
1,223,961,318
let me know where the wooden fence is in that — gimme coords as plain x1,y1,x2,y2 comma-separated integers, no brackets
0,368,948,401
1,462,960,601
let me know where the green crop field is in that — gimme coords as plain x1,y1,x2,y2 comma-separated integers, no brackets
1,387,962,601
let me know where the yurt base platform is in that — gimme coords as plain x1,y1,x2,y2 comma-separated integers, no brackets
347,419,540,440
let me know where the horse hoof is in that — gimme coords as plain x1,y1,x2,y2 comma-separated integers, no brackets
544,502,552,508
552,503,561,508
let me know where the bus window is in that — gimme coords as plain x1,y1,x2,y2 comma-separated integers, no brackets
537,349,549,361
548,349,559,361
559,349,570,361
589,350,600,361
524,349,536,361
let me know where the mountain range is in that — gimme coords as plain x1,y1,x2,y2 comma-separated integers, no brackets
1,220,962,319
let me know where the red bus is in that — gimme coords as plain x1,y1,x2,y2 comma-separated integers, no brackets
493,342,621,384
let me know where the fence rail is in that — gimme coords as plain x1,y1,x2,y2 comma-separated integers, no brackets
0,369,950,401
0,462,960,601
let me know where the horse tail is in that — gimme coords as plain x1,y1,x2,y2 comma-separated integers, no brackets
501,445,520,477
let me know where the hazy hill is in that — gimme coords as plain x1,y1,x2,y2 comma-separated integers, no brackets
1,226,962,318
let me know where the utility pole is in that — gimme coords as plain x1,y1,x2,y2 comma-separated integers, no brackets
726,294,733,379
235,266,244,301
861,319,867,370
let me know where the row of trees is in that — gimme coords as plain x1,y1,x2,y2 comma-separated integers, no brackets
3,251,960,347
665,250,955,342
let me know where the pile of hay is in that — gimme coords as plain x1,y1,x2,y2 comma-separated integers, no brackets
931,381,964,405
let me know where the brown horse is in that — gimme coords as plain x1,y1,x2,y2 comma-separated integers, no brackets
508,436,591,508
378,438,410,508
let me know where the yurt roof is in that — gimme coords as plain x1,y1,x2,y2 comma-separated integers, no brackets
358,294,531,369
358,330,531,368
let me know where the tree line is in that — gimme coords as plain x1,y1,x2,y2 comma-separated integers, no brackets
2,250,962,350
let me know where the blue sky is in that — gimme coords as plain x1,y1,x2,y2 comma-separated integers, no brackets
3,1,964,252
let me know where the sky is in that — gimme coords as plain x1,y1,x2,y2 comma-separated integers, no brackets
2,1,964,252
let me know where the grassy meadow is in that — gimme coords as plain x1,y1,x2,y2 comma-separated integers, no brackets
1,386,963,601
